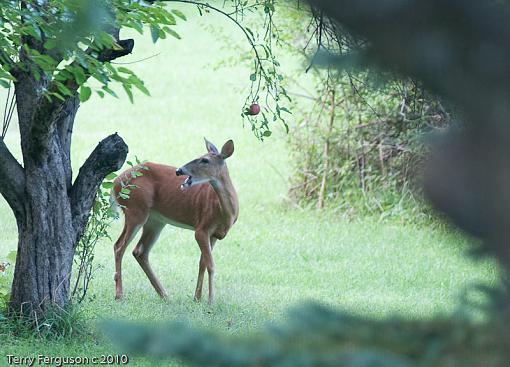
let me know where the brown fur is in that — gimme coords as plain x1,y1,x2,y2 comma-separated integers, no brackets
111,140,238,303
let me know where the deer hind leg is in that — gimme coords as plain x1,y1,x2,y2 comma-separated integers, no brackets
114,214,145,300
132,219,167,299
194,232,216,304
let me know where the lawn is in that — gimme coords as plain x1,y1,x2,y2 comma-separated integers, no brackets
0,5,500,366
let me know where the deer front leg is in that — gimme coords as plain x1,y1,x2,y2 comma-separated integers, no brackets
194,231,215,304
194,237,216,302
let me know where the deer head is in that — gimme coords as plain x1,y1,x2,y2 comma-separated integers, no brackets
176,138,234,190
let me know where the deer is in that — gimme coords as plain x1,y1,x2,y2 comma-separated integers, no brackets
111,138,238,304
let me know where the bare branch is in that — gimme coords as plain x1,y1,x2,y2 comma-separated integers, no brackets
70,133,128,239
0,138,26,216
56,96,80,189
97,39,135,63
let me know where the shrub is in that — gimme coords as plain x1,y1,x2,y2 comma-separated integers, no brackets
288,71,451,220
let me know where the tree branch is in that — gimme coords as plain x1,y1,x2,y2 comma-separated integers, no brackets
70,133,128,240
0,138,26,217
97,39,135,63
56,95,80,189
27,35,134,158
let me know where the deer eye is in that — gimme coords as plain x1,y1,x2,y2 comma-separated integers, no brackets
200,158,209,164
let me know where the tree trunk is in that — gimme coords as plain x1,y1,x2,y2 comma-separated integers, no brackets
11,172,76,314
0,18,134,317
3,75,128,316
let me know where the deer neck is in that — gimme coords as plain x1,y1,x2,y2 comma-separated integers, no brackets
210,168,238,224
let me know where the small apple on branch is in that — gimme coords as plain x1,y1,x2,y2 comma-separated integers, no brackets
246,103,260,116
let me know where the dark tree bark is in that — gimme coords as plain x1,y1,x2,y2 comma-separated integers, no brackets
0,32,132,316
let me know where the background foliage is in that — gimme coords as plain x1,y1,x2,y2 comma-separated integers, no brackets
276,4,452,218
288,72,451,218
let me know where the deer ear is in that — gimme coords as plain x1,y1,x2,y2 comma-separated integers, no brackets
220,140,234,159
204,138,219,154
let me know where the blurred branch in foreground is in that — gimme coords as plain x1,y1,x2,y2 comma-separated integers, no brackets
104,302,508,367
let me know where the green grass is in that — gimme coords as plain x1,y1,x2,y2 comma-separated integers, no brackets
0,5,500,366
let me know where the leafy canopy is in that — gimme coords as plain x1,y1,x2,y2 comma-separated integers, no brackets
0,0,182,103
0,0,290,139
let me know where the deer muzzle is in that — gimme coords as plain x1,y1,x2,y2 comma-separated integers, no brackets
176,167,193,190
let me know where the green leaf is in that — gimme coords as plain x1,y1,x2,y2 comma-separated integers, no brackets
134,83,150,97
33,68,41,81
80,85,92,102
105,172,118,180
96,31,115,48
102,182,114,189
103,85,118,98
263,130,272,137
123,84,134,104
172,9,187,21
117,67,134,75
43,39,57,50
150,25,160,44
128,75,150,96
20,25,41,40
56,82,73,96
48,92,66,102
167,29,181,40
71,66,86,85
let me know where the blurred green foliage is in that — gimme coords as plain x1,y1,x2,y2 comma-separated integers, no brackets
105,301,508,367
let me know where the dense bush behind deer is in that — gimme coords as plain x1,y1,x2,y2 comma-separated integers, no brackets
288,71,451,220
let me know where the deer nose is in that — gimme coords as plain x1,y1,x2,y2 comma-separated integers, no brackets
176,168,183,176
